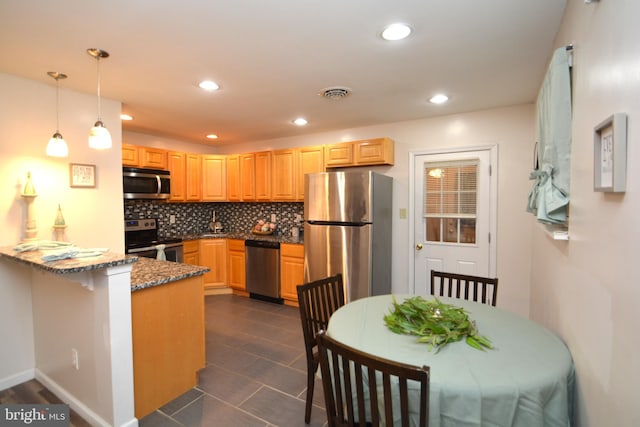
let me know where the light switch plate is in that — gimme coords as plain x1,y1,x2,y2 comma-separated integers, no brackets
399,208,407,219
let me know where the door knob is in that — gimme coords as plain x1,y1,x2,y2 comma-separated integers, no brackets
416,243,423,250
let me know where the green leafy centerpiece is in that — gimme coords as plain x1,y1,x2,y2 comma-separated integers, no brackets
384,296,493,352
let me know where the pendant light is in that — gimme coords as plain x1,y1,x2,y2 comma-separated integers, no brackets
87,48,112,150
46,71,69,157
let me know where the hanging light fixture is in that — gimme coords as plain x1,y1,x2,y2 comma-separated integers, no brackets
46,71,69,157
87,48,112,150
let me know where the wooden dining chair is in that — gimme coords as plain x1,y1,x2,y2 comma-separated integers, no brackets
317,330,430,427
297,274,346,424
430,270,498,306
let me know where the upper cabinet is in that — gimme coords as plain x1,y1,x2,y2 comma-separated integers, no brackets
167,151,186,201
325,137,394,168
122,144,140,166
255,151,271,201
296,145,325,201
122,144,168,170
272,149,296,201
226,155,241,202
202,155,226,201
122,137,391,203
186,153,202,201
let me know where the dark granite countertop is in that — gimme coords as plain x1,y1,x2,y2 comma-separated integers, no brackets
130,257,209,292
173,231,303,245
0,245,136,274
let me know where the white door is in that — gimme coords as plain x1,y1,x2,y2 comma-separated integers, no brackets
412,148,496,295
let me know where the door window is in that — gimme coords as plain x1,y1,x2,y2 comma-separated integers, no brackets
424,160,478,244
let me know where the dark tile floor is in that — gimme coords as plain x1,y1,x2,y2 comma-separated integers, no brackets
139,294,328,427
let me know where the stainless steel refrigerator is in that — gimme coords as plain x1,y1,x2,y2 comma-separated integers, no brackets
304,171,393,302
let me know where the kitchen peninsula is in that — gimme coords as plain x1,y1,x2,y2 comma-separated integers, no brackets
0,246,208,425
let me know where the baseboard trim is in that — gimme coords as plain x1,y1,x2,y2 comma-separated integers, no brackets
0,369,35,391
35,369,138,427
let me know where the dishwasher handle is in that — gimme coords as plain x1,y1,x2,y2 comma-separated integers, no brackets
245,239,280,249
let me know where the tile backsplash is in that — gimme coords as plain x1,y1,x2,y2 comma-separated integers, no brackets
124,201,304,237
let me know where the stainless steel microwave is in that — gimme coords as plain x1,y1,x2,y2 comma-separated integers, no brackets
122,167,171,200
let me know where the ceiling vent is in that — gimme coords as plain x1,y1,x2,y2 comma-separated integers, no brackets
320,87,352,100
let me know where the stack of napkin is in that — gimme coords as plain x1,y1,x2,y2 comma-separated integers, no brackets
13,240,108,262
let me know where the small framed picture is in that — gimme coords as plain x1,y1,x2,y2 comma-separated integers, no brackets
594,113,627,193
69,163,96,188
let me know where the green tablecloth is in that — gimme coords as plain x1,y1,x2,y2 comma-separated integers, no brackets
326,294,574,427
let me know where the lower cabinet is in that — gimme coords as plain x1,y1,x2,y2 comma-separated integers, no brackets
199,239,227,292
280,243,304,305
227,239,246,292
131,275,205,419
183,240,199,265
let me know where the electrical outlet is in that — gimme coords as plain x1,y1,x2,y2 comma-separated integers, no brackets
270,214,276,223
71,348,79,370
169,215,176,224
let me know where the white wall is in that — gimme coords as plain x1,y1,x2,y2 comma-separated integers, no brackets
0,73,123,388
530,1,640,426
215,104,537,316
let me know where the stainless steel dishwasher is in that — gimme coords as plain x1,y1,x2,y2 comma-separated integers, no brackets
245,239,282,303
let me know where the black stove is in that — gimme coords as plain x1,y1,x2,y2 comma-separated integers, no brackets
124,219,183,261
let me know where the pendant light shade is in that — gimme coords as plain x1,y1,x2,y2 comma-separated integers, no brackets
87,48,112,150
46,71,69,157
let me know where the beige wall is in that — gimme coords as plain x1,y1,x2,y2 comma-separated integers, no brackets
530,1,640,426
0,73,123,389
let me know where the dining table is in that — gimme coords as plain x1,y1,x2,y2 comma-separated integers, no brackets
326,294,574,427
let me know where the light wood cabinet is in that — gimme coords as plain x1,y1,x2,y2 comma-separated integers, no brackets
324,142,354,167
168,151,186,201
226,155,241,201
325,137,394,168
202,155,226,201
296,145,325,201
240,153,256,200
280,243,305,305
122,143,140,166
354,137,394,165
131,275,204,418
227,239,246,292
185,153,202,201
199,239,227,290
140,147,168,169
272,149,297,201
183,240,199,265
255,151,271,201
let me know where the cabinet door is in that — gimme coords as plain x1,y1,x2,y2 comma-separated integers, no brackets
240,153,256,201
280,243,304,304
168,151,186,201
183,240,199,265
202,155,227,201
186,153,202,201
226,155,241,201
324,142,354,167
255,151,271,201
272,149,296,201
199,239,227,289
296,145,325,201
140,147,168,169
227,239,245,291
355,137,394,165
122,144,140,166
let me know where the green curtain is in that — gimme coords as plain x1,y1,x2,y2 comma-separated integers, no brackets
527,47,572,225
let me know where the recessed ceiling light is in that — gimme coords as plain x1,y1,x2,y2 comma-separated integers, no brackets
206,134,219,140
199,80,219,91
120,114,133,121
381,23,412,41
293,118,308,126
429,94,449,104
